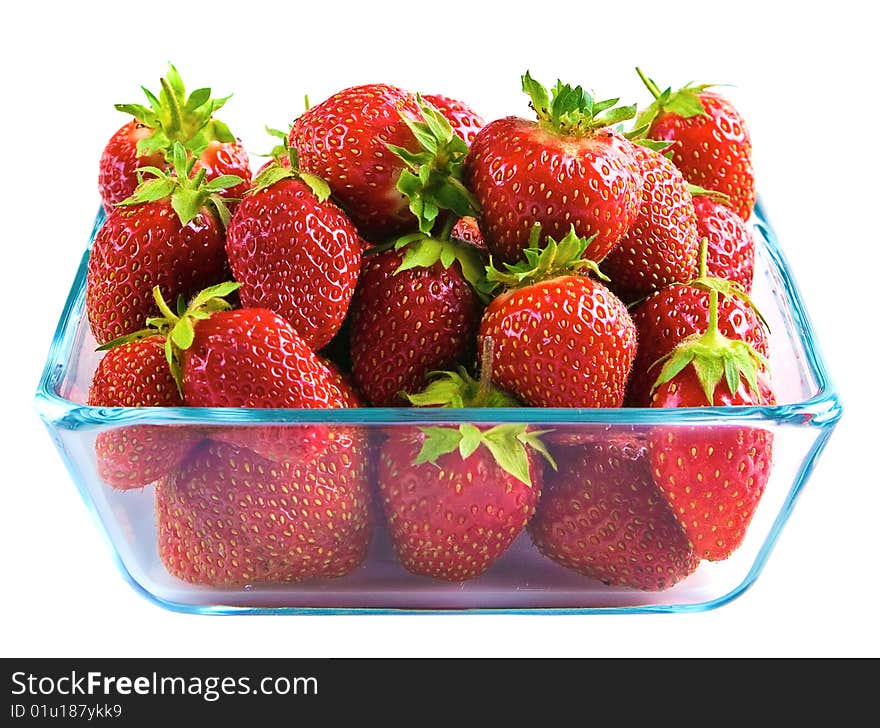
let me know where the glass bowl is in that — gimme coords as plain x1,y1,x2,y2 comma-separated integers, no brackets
34,201,842,614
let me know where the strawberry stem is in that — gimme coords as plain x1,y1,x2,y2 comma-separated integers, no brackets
698,236,708,278
636,67,663,100
475,336,495,408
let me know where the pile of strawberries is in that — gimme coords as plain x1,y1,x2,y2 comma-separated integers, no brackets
85,65,774,592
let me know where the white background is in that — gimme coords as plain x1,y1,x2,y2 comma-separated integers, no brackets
2,0,876,657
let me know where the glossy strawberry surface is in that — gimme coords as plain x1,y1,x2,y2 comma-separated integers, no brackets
649,91,755,221
693,196,755,291
465,120,642,264
378,427,542,581
601,145,699,303
86,199,227,345
157,435,372,586
226,177,362,350
423,93,485,145
479,275,637,408
289,84,423,242
627,284,769,406
529,440,698,590
88,336,198,489
181,308,359,463
649,369,775,561
349,249,482,406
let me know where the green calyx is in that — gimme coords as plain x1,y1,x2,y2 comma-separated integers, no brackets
485,224,607,291
414,424,556,487
117,142,242,227
386,94,480,236
651,245,769,405
249,133,330,201
389,230,492,301
633,67,714,133
97,281,241,395
521,71,637,136
115,63,236,160
687,183,732,206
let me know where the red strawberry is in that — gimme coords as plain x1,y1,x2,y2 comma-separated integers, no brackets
692,192,755,290
289,84,424,241
635,68,755,221
378,369,552,580
87,145,242,345
349,246,482,406
600,143,699,303
479,227,637,408
99,64,250,211
226,149,362,350
141,283,361,464
529,440,698,590
88,336,198,489
464,72,642,264
157,433,372,587
648,283,774,561
450,215,488,253
423,93,485,145
627,241,769,406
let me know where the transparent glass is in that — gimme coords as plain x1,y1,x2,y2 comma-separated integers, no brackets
35,202,842,614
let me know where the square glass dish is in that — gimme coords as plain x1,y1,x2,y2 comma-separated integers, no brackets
35,202,842,614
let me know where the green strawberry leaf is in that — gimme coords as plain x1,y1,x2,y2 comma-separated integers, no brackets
203,174,244,192
480,424,534,487
413,427,464,465
458,423,483,459
299,172,331,202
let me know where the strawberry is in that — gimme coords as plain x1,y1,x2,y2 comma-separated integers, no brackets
451,215,488,253
600,143,700,303
648,280,774,561
464,72,642,265
478,227,637,408
635,68,755,221
349,247,482,405
142,283,361,464
692,191,755,291
289,84,424,241
422,93,485,145
226,146,362,350
87,336,198,489
529,440,698,590
626,240,769,406
87,144,242,345
157,432,372,586
348,100,486,406
378,368,554,581
99,64,250,211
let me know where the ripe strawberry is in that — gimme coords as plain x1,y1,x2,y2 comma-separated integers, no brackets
157,433,372,586
464,72,642,264
289,84,423,241
529,440,698,590
635,68,755,221
143,283,361,464
423,93,485,145
600,143,699,303
99,64,250,211
226,147,362,350
88,336,198,489
379,369,554,581
349,247,482,405
626,241,769,406
692,192,755,290
87,144,242,345
479,227,637,408
648,283,774,561
451,215,488,253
